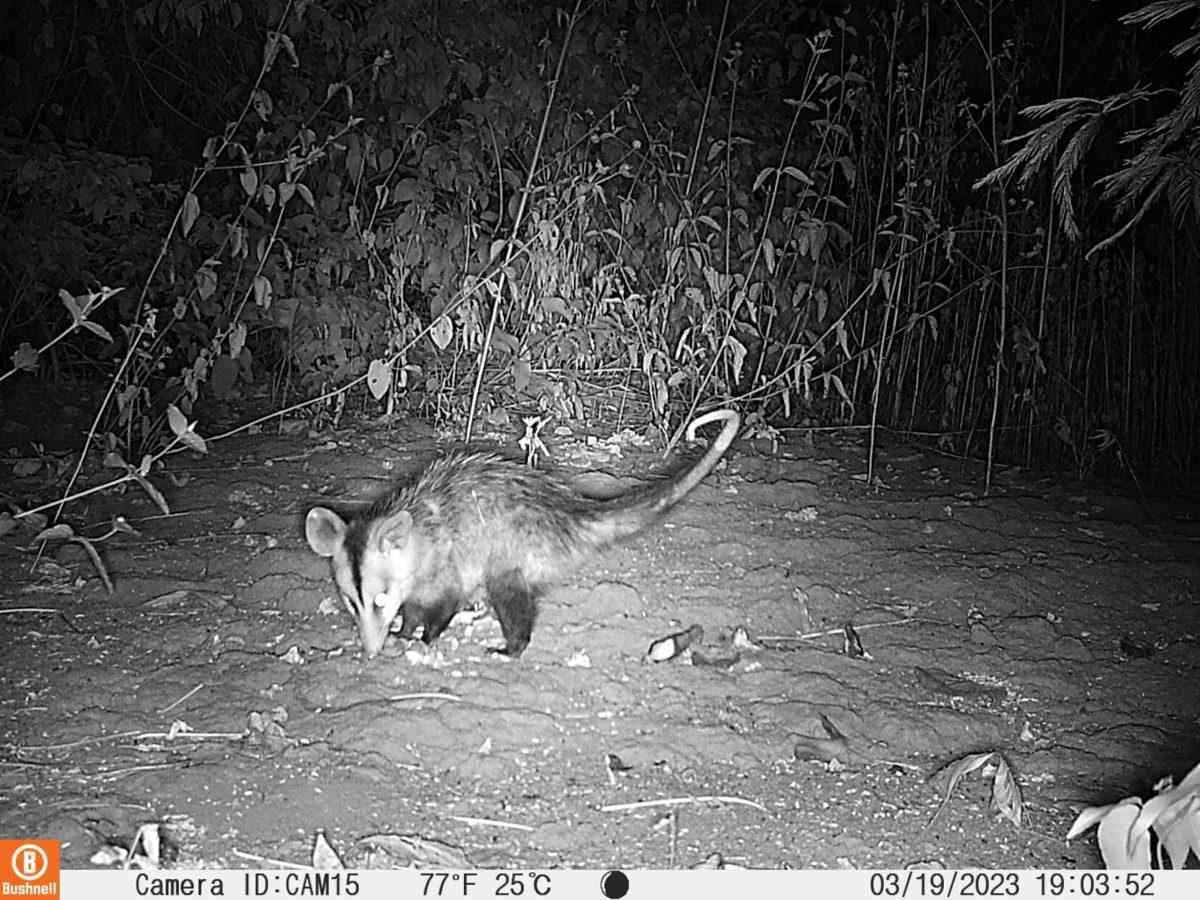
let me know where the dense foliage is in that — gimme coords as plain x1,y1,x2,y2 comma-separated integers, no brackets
1,0,1196,486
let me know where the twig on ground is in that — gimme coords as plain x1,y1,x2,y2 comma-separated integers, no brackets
157,684,205,714
0,607,63,615
449,816,534,832
387,693,463,703
601,795,768,813
86,762,186,782
231,849,307,869
17,731,143,752
757,617,918,642
134,730,244,742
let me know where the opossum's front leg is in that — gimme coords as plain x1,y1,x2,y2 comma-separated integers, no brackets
398,592,463,645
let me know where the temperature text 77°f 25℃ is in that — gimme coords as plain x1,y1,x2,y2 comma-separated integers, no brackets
418,872,554,897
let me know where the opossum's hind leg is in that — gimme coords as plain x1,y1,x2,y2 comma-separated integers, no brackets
399,591,463,645
487,568,539,657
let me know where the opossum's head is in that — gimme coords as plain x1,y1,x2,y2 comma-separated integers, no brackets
305,505,419,658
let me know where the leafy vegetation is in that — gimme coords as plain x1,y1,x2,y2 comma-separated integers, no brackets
1067,760,1200,868
1,0,1197,525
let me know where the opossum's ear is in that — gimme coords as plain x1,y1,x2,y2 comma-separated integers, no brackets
305,507,347,557
373,510,413,551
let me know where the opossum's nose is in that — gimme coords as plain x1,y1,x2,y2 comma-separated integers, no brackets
360,625,387,658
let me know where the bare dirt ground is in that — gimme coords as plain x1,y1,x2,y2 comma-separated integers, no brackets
2,411,1198,870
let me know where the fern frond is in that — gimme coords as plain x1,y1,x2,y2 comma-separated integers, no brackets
1021,96,1104,120
1120,0,1200,31
1053,116,1106,240
1088,177,1170,256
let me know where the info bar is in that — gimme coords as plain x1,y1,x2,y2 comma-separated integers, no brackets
43,868,1200,900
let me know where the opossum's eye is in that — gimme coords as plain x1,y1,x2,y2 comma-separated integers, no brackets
372,591,392,610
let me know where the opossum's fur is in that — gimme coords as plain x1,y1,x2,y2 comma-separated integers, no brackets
305,409,739,658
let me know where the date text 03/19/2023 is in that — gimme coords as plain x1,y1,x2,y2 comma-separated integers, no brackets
867,870,1160,898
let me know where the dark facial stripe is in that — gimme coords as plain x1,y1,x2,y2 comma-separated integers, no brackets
345,519,368,609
